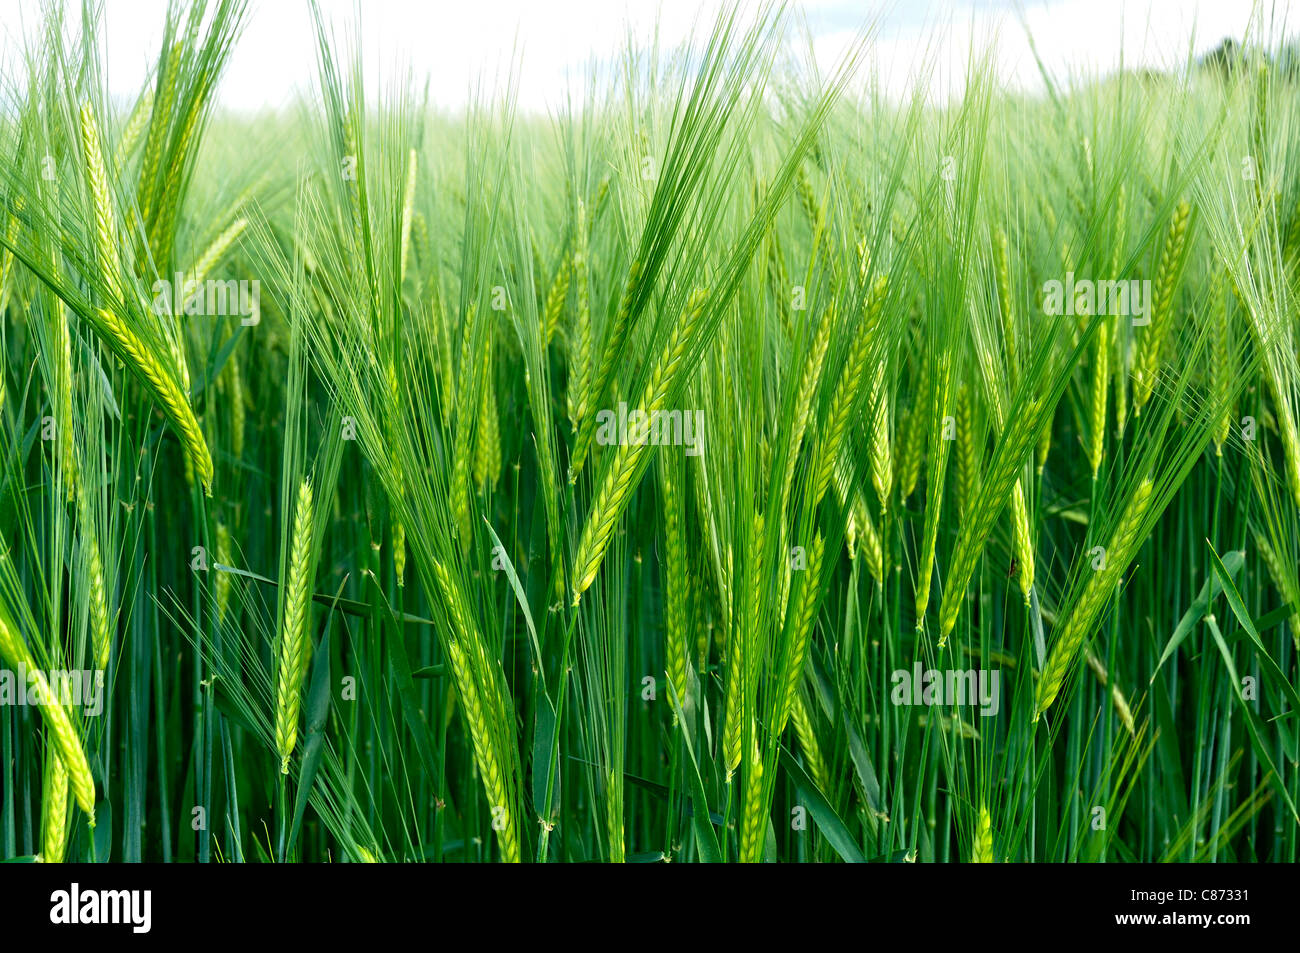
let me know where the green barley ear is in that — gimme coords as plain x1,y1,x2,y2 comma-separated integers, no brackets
993,227,1017,380
738,733,766,863
810,275,887,511
1231,266,1300,512
399,148,418,285
606,766,625,863
170,334,192,424
1105,187,1128,445
113,86,154,167
1035,414,1051,475
776,303,834,527
1209,286,1232,456
411,208,432,285
869,360,893,517
150,99,201,262
39,742,69,863
53,305,76,498
571,288,708,602
391,519,406,587
78,74,210,493
434,558,520,864
954,383,977,518
215,521,232,624
1086,651,1136,736
1133,201,1191,412
983,330,1034,605
94,307,213,494
723,509,764,780
775,532,823,734
455,301,479,423
450,303,478,543
188,217,248,288
383,359,408,586
1088,316,1112,478
79,102,122,301
226,352,245,461
541,253,571,347
570,259,643,479
0,614,95,821
836,466,882,582
660,455,690,714
473,344,501,489
1113,333,1129,440
789,692,829,793
938,393,1045,645
445,638,518,862
566,200,592,438
0,213,17,317
854,488,884,583
971,804,994,862
275,478,315,774
137,40,182,229
447,638,518,862
915,355,954,623
946,322,1038,630
1034,477,1154,721
68,379,111,670
1009,480,1034,605
83,515,111,671
796,162,819,229
766,227,791,327
1254,531,1300,648
897,353,929,503
690,556,709,671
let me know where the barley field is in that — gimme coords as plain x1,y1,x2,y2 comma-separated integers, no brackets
0,0,1298,865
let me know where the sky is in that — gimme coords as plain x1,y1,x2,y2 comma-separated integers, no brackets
0,0,1292,111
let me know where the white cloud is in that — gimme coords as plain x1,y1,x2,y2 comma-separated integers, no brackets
0,0,1291,112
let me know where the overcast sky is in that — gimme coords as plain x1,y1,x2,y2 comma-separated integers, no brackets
0,0,1292,111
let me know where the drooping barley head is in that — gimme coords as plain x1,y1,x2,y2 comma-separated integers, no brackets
275,479,315,773
1034,477,1154,721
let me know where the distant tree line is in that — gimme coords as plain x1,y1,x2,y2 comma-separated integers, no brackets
1199,36,1300,78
